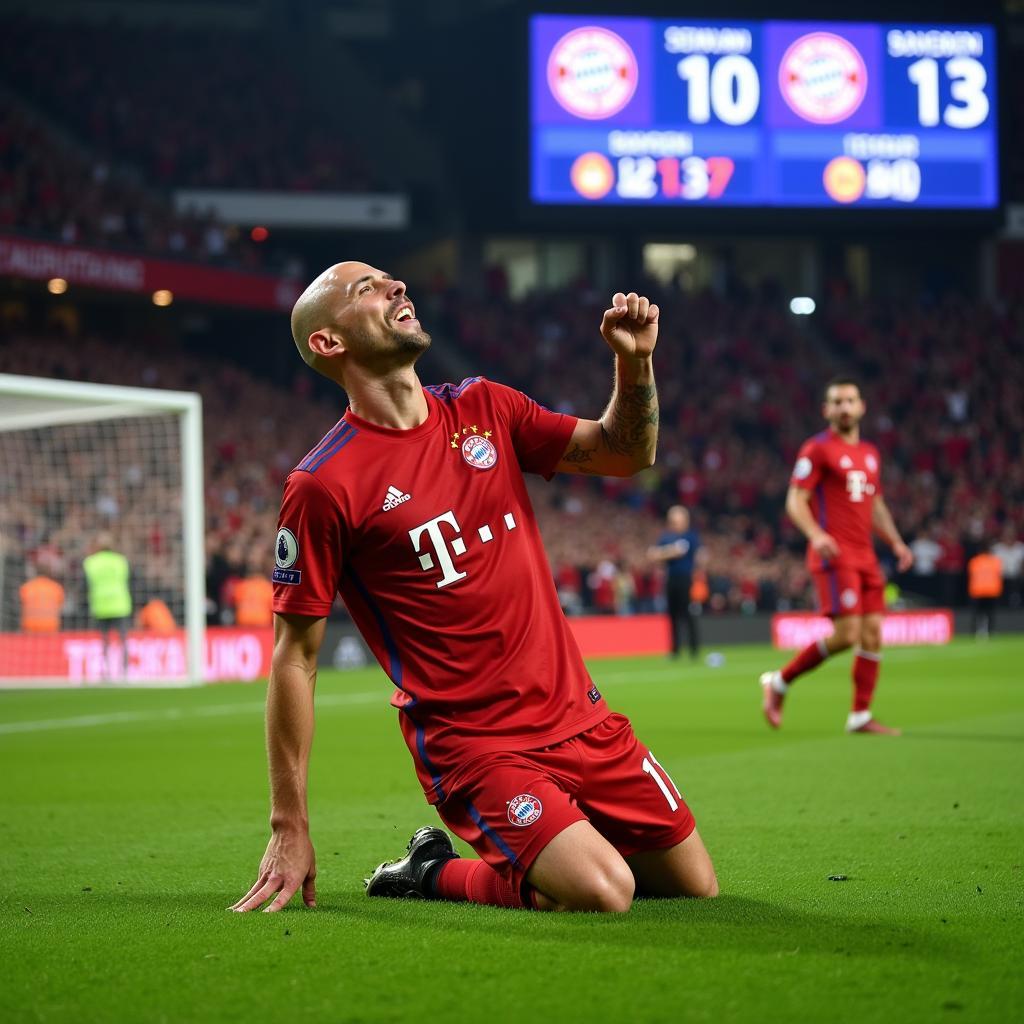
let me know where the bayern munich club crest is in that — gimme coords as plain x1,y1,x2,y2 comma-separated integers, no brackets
462,434,498,471
547,26,639,120
507,794,543,827
779,32,868,125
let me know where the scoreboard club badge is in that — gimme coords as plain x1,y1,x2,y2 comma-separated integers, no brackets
779,31,868,125
547,26,638,120
508,794,543,827
451,425,498,470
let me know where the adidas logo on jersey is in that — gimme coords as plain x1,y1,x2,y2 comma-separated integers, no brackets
382,485,412,511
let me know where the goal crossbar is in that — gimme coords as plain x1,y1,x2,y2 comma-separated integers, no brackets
0,402,170,433
0,373,202,420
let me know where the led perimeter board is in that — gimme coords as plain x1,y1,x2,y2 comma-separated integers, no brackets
530,16,998,210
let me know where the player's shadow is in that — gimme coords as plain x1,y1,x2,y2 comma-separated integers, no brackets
120,891,956,963
311,892,952,961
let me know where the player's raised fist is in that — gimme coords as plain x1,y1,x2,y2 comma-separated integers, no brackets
600,291,659,361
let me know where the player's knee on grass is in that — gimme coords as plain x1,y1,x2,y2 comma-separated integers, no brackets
555,857,635,913
671,845,719,899
686,861,719,899
628,830,719,899
527,824,636,913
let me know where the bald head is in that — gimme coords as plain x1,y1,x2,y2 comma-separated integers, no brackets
290,262,367,375
290,261,429,384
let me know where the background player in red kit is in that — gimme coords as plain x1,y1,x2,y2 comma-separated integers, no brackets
230,261,718,915
760,378,914,735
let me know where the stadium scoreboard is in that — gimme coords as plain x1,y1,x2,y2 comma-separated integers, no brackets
530,16,998,210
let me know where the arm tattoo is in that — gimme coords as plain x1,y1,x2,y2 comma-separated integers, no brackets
561,442,600,474
602,382,659,460
562,443,597,465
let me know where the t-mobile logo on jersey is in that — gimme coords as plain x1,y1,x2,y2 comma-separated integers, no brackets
408,509,518,589
409,511,468,589
846,469,870,502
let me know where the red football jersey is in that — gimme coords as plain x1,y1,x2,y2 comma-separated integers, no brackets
790,429,882,571
272,377,609,803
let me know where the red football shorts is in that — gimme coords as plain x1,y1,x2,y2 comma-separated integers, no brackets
813,562,885,617
435,713,696,894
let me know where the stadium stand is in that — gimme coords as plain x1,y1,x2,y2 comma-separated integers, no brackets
0,14,374,193
2,276,1020,619
485,280,1022,609
0,106,271,267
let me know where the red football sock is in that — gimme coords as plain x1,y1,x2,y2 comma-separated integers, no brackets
852,649,881,712
433,858,531,909
781,637,830,684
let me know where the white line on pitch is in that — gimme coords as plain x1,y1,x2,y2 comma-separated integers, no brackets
0,690,383,736
0,643,1006,735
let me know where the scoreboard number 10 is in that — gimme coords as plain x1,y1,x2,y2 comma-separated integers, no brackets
677,55,761,125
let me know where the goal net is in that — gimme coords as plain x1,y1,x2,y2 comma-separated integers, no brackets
0,374,205,686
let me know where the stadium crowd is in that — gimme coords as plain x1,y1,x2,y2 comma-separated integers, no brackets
2,276,1021,627
448,276,1024,613
0,108,272,268
0,10,390,271
0,15,373,193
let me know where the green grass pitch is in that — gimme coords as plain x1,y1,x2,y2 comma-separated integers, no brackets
1,638,1021,1023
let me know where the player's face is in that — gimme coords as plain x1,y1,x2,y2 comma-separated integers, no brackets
823,385,865,433
335,263,431,360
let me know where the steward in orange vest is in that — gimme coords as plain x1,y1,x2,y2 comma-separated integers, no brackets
967,552,1003,599
234,574,274,627
138,599,176,634
968,548,1003,639
20,573,65,632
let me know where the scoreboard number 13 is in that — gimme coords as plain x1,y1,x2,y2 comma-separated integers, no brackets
906,57,989,129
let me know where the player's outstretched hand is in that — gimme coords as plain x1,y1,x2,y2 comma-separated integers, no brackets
229,828,317,913
810,531,841,561
893,541,914,573
600,291,659,361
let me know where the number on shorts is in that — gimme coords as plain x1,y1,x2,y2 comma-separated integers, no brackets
642,752,681,811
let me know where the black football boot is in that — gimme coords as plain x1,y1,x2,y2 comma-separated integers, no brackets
364,826,458,899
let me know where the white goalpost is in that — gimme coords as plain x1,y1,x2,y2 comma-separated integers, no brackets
0,374,206,686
